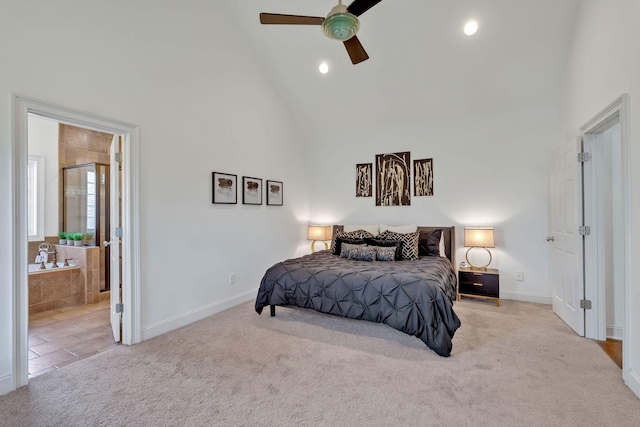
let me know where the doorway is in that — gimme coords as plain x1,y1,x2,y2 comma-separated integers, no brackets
549,94,632,385
26,115,116,377
12,96,141,390
582,97,630,378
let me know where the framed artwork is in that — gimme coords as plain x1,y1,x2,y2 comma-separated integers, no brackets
242,176,262,205
414,158,434,196
355,163,372,197
375,151,411,206
266,180,283,206
212,172,237,204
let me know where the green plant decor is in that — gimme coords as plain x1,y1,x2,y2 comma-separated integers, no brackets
58,231,68,239
71,232,84,241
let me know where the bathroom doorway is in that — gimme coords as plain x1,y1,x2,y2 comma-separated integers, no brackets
13,96,141,388
26,115,116,377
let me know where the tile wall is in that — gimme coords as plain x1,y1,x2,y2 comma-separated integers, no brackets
28,241,103,309
28,266,81,314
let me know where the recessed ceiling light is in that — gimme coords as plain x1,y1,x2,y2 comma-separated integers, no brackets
319,62,329,74
464,20,478,36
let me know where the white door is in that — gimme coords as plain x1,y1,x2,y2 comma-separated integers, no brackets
108,135,122,342
548,138,584,336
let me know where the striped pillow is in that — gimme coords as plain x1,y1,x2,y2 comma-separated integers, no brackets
378,230,420,260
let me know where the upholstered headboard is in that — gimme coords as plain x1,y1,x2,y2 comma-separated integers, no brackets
331,225,456,265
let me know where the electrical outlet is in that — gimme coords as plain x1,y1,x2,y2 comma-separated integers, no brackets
229,274,236,285
516,271,524,281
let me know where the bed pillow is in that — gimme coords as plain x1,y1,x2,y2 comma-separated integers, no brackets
364,237,403,261
378,230,420,260
336,238,365,257
375,246,397,262
379,224,418,234
340,242,365,259
331,230,375,254
348,245,377,262
343,224,380,236
439,231,446,257
419,229,443,257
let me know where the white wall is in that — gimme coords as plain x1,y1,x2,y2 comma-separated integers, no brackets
0,0,310,394
27,114,59,238
560,0,640,398
308,104,560,305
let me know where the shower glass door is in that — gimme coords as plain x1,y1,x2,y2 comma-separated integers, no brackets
63,162,110,291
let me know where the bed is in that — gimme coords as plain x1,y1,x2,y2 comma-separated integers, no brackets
255,225,461,356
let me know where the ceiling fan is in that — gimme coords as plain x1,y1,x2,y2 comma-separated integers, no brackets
259,0,383,65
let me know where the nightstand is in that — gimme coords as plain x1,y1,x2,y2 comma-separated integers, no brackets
458,267,500,307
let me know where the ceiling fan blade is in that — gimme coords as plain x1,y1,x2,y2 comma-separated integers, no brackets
344,36,369,64
346,0,383,17
259,13,324,25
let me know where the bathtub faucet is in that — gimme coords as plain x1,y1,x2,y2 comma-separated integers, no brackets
63,258,73,267
50,247,58,268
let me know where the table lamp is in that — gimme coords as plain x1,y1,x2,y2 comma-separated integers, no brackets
463,227,495,270
307,225,332,252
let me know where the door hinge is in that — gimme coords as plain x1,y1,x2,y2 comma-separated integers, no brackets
115,303,124,313
577,152,591,162
115,152,122,163
580,299,592,310
116,227,123,238
578,225,591,236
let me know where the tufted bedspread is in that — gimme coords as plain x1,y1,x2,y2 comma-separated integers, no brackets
255,250,461,356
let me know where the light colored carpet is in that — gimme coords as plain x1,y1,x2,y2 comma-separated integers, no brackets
1,299,638,426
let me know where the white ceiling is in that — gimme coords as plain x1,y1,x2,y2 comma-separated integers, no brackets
224,0,581,141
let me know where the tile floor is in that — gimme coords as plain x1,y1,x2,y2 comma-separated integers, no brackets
28,300,118,378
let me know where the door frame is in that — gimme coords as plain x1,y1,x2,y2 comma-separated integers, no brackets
580,94,631,383
12,95,141,389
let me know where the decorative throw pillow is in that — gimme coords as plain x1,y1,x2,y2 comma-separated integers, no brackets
419,229,443,257
379,230,420,260
348,245,377,262
364,237,403,261
340,242,365,259
375,246,397,261
439,231,446,257
331,230,375,254
334,237,365,257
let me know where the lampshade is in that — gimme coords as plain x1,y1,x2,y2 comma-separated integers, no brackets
307,225,332,242
464,227,495,248
322,4,360,41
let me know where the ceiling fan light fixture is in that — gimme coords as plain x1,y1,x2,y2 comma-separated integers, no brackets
322,9,360,41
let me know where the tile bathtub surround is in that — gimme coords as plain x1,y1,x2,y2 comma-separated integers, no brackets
28,267,81,314
54,244,101,304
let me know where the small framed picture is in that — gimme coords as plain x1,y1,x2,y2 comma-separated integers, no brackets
355,163,372,197
212,172,237,204
242,176,262,205
266,180,283,206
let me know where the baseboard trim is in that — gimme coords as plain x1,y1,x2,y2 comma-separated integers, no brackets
0,374,14,396
627,369,640,400
606,325,623,340
141,290,255,341
499,291,552,305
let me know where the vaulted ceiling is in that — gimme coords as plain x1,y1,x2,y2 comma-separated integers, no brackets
225,0,581,140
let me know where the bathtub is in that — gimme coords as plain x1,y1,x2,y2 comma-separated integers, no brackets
28,262,78,273
28,262,82,314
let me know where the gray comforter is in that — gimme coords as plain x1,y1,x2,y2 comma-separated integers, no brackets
255,250,461,356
